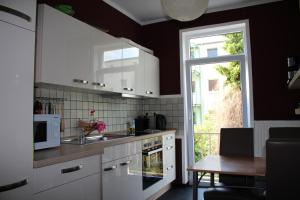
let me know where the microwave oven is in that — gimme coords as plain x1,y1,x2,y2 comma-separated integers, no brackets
33,114,61,150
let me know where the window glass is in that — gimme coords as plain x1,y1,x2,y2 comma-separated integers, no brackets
208,79,219,91
189,32,244,59
207,48,218,57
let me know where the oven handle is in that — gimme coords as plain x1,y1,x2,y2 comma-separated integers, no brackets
143,147,163,156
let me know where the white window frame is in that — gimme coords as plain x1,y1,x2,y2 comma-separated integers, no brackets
179,20,254,184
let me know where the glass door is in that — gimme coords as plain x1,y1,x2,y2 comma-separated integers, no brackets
190,61,243,162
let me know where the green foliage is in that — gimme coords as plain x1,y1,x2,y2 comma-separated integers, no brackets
223,33,244,55
216,32,243,89
194,112,219,162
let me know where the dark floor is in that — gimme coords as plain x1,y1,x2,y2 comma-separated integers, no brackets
157,185,205,200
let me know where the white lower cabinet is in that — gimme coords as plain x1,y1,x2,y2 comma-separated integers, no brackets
102,141,143,200
163,133,176,184
33,173,101,200
102,154,143,200
33,155,101,200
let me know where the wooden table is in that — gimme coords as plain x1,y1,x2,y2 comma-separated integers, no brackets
187,155,266,200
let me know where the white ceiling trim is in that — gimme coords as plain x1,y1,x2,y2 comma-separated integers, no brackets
103,0,283,26
142,17,169,26
206,0,283,14
102,0,143,24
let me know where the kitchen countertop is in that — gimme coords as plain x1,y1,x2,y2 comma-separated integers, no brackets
33,129,176,168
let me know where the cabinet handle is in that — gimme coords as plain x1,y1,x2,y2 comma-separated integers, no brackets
92,82,105,87
167,136,173,140
166,165,174,171
120,160,131,166
104,165,117,171
123,87,133,91
146,91,153,95
0,178,28,193
0,5,31,22
166,146,174,150
73,79,89,84
61,165,83,174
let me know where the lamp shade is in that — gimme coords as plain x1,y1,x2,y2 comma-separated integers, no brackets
161,0,209,22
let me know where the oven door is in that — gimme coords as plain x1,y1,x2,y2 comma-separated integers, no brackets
142,146,163,190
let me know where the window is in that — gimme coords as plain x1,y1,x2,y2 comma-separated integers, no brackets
207,48,218,57
208,79,219,91
181,21,254,181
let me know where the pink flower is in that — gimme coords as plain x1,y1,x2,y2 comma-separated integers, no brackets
96,121,106,134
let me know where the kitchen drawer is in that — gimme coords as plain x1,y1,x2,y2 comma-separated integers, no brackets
164,145,175,167
33,173,101,200
34,155,100,193
102,141,142,163
164,163,176,184
163,132,175,147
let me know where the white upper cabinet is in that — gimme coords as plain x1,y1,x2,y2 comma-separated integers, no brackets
0,0,36,31
35,4,160,97
144,53,160,97
91,29,123,93
36,4,92,89
121,43,144,95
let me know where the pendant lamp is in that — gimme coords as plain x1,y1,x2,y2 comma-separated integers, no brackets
161,0,209,22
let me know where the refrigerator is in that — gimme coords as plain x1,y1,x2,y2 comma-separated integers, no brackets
0,1,36,199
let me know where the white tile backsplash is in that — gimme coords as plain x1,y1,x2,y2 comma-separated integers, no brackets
35,87,184,137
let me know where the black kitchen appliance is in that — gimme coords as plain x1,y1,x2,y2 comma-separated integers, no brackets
155,114,167,130
135,114,149,132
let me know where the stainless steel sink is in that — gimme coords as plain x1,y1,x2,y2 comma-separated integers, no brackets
61,134,131,145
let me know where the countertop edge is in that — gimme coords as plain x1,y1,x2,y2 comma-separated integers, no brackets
33,129,176,168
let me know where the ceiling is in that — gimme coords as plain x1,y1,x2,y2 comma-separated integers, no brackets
102,0,282,25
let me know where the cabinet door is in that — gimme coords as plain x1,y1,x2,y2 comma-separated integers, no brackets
102,154,143,200
118,154,143,200
33,173,101,200
102,160,119,200
144,53,160,97
163,133,176,184
121,43,143,95
36,5,92,89
0,21,34,200
0,0,36,31
91,28,122,93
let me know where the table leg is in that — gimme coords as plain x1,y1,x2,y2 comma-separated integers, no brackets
210,173,215,187
193,171,198,200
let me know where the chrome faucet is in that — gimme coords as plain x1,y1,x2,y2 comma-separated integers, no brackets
78,129,86,145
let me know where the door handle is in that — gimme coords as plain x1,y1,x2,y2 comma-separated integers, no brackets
123,87,134,91
166,136,173,140
104,165,117,171
0,5,31,22
166,146,174,150
92,82,105,87
61,165,83,174
0,178,28,193
146,91,153,94
120,160,131,166
73,79,88,84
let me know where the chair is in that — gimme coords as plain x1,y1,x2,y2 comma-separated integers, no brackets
266,138,300,200
269,127,300,139
204,128,257,200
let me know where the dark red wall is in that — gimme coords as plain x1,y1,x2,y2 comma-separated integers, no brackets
142,0,300,120
37,0,143,44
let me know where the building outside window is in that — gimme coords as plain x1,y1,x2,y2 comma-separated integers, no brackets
207,48,218,57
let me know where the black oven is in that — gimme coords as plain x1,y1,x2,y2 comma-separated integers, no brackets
142,136,163,190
